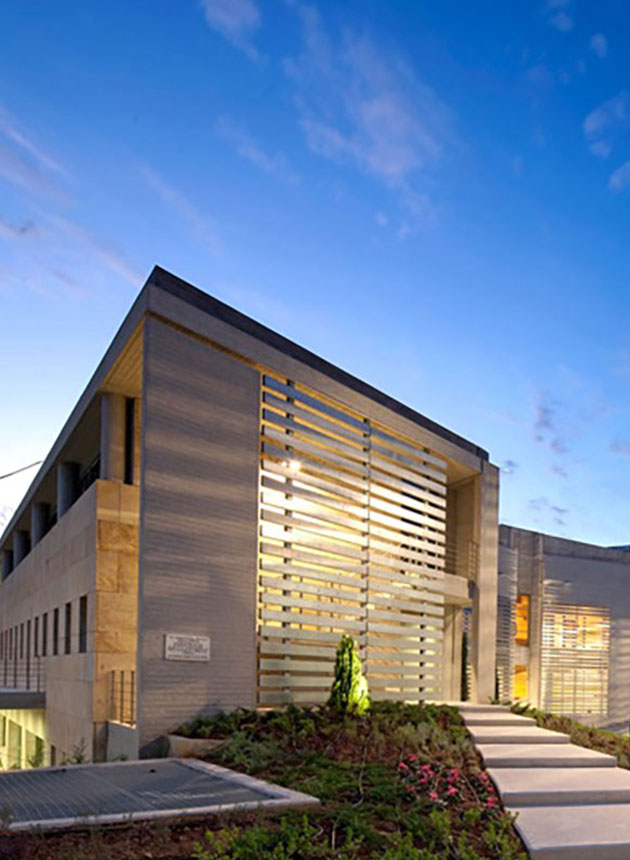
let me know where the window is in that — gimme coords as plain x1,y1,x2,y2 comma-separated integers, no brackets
515,594,530,645
19,623,24,660
34,617,39,658
79,595,87,653
64,602,72,654
42,613,48,657
514,665,528,699
53,608,59,656
124,398,135,484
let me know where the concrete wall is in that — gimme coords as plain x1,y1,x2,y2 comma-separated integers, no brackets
0,479,139,765
137,317,260,749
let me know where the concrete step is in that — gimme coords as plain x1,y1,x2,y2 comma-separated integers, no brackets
463,713,536,727
478,743,618,769
512,803,630,859
488,766,630,807
468,725,570,745
454,702,511,713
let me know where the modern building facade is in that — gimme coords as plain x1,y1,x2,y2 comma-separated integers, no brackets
498,524,630,731
0,267,499,766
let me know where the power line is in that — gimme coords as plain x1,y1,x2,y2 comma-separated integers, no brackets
0,461,43,481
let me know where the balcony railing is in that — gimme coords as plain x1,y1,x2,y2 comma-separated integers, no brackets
0,657,45,695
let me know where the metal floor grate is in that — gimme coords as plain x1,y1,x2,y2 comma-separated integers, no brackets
0,759,319,831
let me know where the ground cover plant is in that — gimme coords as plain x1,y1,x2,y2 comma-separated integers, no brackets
513,702,630,767
0,701,525,859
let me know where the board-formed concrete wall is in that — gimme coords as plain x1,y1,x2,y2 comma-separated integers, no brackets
137,316,261,748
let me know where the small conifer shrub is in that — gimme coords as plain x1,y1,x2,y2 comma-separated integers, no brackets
328,634,370,715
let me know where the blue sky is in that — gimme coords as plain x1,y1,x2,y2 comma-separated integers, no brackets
1,0,630,544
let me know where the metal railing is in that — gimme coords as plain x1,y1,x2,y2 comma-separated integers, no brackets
108,669,136,725
0,656,45,692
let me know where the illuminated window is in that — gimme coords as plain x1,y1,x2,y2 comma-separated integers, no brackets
541,603,610,716
513,664,528,699
515,594,530,645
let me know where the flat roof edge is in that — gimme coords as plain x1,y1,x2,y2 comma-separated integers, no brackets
148,266,489,461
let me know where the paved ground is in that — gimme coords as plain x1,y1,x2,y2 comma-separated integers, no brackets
461,703,630,859
0,758,319,831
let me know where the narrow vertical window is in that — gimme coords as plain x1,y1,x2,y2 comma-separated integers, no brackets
26,620,31,689
79,595,87,654
124,397,135,485
19,623,24,660
42,613,48,657
53,608,59,656
515,594,530,646
64,602,72,654
34,617,39,658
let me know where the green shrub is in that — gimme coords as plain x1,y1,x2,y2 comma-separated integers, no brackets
328,635,370,716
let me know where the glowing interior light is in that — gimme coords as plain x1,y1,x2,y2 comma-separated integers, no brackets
288,459,301,473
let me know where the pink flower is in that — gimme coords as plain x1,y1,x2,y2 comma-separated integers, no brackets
408,754,417,762
447,786,458,796
429,791,439,801
399,762,408,771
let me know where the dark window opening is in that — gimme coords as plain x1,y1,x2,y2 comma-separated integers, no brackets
42,613,48,657
64,603,71,654
34,617,39,658
53,608,59,656
124,398,135,485
19,624,24,660
79,595,87,653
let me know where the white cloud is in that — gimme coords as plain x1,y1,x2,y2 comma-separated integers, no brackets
215,116,298,183
608,161,630,192
139,163,221,255
590,33,608,59
583,91,630,160
589,140,612,158
199,0,261,61
285,3,450,231
544,0,573,32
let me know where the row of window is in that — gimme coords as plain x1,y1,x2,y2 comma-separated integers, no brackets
0,595,88,663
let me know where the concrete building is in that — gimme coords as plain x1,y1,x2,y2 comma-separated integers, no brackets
498,524,630,731
0,266,499,766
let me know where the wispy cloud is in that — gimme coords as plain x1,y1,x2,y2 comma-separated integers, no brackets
139,163,221,255
590,33,608,59
608,161,630,192
529,496,569,527
545,0,573,32
610,438,630,458
0,103,70,202
47,214,142,285
285,2,452,234
215,116,299,183
583,91,630,159
502,460,519,475
199,0,261,61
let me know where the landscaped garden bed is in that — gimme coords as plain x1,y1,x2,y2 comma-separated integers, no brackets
512,702,630,767
0,701,526,859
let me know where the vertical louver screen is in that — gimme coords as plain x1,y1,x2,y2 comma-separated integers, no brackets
257,374,447,705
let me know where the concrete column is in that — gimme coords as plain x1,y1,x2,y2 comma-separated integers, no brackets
13,530,31,566
57,461,80,517
1,549,13,580
31,502,50,545
100,392,126,482
469,463,499,703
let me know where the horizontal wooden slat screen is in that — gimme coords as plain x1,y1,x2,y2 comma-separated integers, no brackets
257,373,447,706
540,590,610,718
